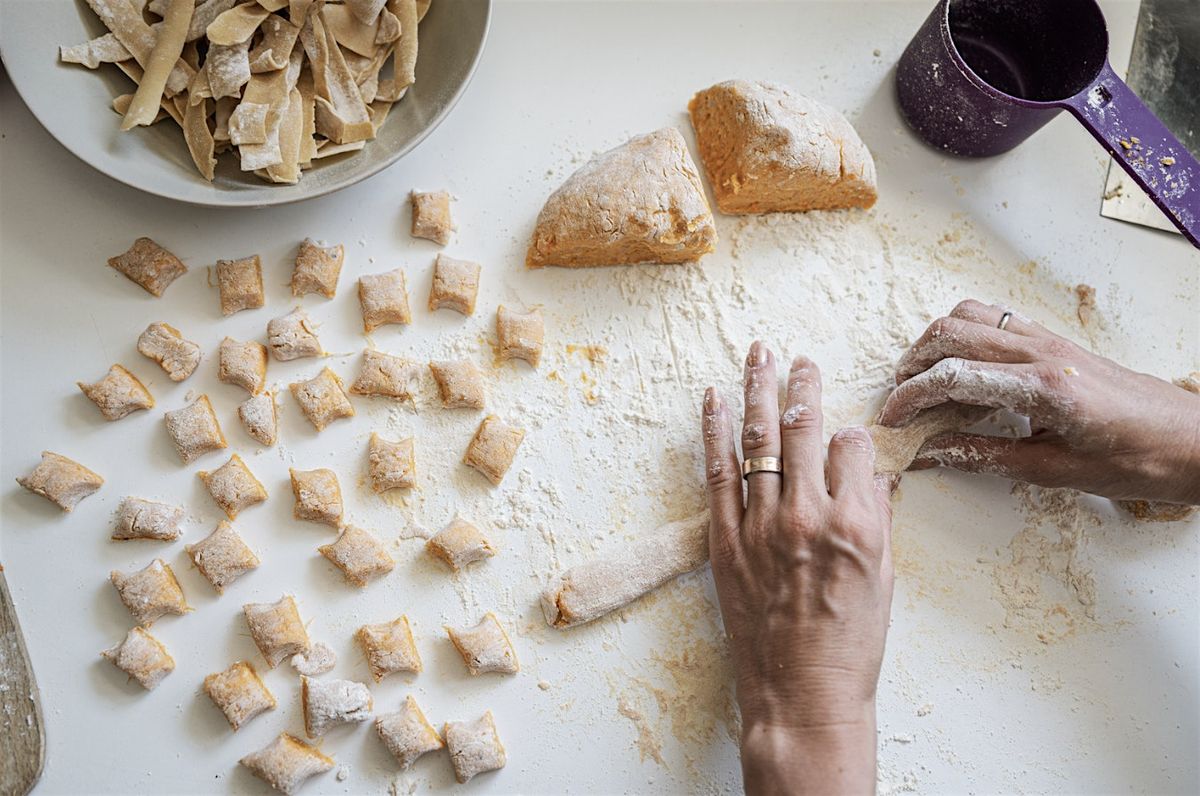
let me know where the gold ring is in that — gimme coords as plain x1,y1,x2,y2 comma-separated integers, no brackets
997,311,1013,331
742,457,783,479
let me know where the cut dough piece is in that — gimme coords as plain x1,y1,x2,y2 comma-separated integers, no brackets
137,322,201,381
526,128,716,268
218,337,269,394
199,454,268,518
101,626,175,690
687,79,878,214
78,364,154,420
301,676,372,738
216,254,265,315
291,641,337,676
367,433,415,491
445,613,518,675
429,360,485,409
291,367,355,431
358,268,411,331
496,306,544,367
356,615,421,681
349,349,417,400
268,308,322,361
444,712,506,783
163,395,227,463
426,517,495,571
376,696,443,769
428,254,480,315
319,525,395,587
16,451,103,511
238,391,278,446
410,190,454,245
204,660,276,731
289,468,343,527
463,415,525,486
110,558,190,626
240,733,333,794
244,595,310,668
292,238,344,298
186,520,261,592
108,237,188,296
112,497,184,541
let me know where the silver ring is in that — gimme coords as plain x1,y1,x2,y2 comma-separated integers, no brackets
742,457,783,479
997,311,1013,331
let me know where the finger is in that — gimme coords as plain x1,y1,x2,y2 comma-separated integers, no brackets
949,299,1060,341
780,355,825,501
877,358,1043,427
827,426,877,505
702,387,743,561
910,432,1072,487
895,315,1039,384
741,341,782,516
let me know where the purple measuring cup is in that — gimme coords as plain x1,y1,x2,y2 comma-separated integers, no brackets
896,0,1199,248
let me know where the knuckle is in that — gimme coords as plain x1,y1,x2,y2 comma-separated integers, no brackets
741,421,771,448
1036,338,1076,360
951,298,984,319
705,459,739,490
780,403,820,432
830,426,874,456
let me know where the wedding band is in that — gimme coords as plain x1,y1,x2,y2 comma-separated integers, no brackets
742,457,783,479
997,311,1013,331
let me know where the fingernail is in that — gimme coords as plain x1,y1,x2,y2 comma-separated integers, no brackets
704,387,721,415
791,355,808,372
749,341,769,367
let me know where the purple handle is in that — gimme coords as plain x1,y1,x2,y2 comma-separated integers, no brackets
1063,62,1200,248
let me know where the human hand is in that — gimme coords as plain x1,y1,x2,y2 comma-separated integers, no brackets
703,342,894,796
880,299,1200,505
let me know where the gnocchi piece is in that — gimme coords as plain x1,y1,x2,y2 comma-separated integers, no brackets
463,415,525,486
375,696,444,769
445,613,519,676
110,558,190,626
16,451,103,511
318,525,395,587
410,190,454,245
204,660,276,730
186,521,261,592
107,237,187,297
496,305,545,367
78,364,154,420
199,454,268,519
290,368,355,431
240,733,333,794
101,626,175,690
426,517,495,571
428,360,485,409
292,239,344,298
218,337,268,394
112,497,184,541
428,254,481,315
238,391,278,446
349,350,418,400
356,616,421,681
267,308,322,361
367,433,415,492
289,468,343,527
444,712,506,783
163,395,228,464
216,254,265,315
301,675,373,738
358,268,411,331
244,595,311,668
137,322,201,381
291,642,338,676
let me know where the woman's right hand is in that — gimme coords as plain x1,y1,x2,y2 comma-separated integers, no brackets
878,299,1200,505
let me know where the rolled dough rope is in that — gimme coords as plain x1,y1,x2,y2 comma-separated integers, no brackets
541,403,993,629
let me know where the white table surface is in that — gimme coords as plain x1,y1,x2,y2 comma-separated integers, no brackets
2,2,1198,794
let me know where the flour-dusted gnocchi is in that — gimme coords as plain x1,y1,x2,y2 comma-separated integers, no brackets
318,525,395,587
204,660,276,730
186,521,261,593
368,433,415,491
445,613,519,676
428,254,481,315
292,239,344,299
349,350,418,400
216,254,265,315
244,595,311,668
107,237,187,297
376,696,443,769
356,615,421,682
301,676,373,738
16,451,103,511
410,190,454,245
267,308,322,361
428,360,485,409
238,391,278,446
240,733,333,794
463,415,525,486
164,395,228,464
289,468,343,528
444,711,506,783
112,497,184,541
358,269,411,331
137,322,201,381
291,642,338,677
101,626,175,690
110,558,190,626
199,454,268,519
426,517,495,571
496,305,545,367
78,364,155,420
290,368,355,431
218,337,268,394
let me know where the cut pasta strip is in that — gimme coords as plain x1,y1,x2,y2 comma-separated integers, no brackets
121,0,194,129
268,309,323,361
290,367,354,431
426,517,494,571
240,733,333,794
346,0,387,25
204,660,276,730
108,237,187,297
350,350,417,400
206,39,251,99
16,451,103,511
112,497,184,541
463,415,525,486
216,255,265,315
444,712,506,783
358,269,411,331
356,616,421,681
244,595,310,668
445,613,518,675
101,626,175,690
199,454,268,519
60,33,130,69
164,396,227,464
137,322,200,381
78,364,154,420
429,254,480,315
292,239,344,298
110,558,190,626
229,101,270,145
263,86,305,184
301,9,374,144
249,14,301,72
183,96,218,180
496,306,545,367
83,0,194,97
429,360,485,409
410,190,452,245
376,696,443,769
319,525,395,587
302,676,372,738
238,391,278,446
381,0,418,101
206,3,270,46
218,337,268,394
289,468,343,527
368,433,415,491
187,520,261,592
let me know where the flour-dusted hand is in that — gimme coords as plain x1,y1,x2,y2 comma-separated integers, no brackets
703,342,894,796
881,299,1200,505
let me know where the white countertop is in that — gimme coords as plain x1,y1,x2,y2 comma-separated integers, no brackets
2,2,1197,794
